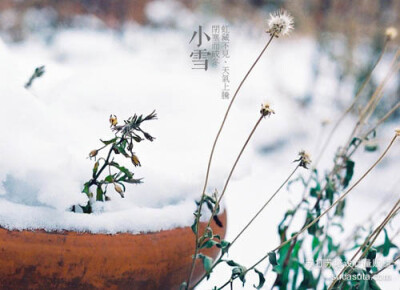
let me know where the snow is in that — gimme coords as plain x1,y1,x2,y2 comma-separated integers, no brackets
0,5,399,288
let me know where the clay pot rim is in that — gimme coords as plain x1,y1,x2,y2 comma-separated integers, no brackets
0,210,226,236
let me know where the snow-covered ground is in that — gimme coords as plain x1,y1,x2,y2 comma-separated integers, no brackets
0,3,399,288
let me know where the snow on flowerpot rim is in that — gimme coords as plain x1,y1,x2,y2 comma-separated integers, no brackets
0,210,227,289
0,109,226,288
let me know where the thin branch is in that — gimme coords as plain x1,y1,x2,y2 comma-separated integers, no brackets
246,134,397,275
230,164,300,246
187,35,275,287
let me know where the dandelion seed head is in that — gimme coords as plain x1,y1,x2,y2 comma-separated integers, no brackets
385,27,398,41
267,9,294,37
260,102,275,117
296,150,312,169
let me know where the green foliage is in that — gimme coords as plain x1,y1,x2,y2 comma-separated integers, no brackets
376,229,398,257
343,159,355,189
75,111,156,213
268,252,278,266
198,253,213,275
253,268,265,289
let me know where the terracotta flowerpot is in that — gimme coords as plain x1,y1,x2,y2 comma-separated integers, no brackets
0,211,227,289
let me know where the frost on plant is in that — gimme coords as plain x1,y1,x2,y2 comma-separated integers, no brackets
266,9,294,38
74,111,157,214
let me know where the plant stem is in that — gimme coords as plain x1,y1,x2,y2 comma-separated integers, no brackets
372,255,400,277
329,198,400,289
294,41,390,221
191,163,299,289
207,115,264,230
188,114,264,289
242,134,397,280
187,35,275,288
361,101,400,140
89,145,114,186
230,164,300,246
313,39,389,168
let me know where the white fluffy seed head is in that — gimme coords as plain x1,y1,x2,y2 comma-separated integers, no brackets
385,27,398,41
267,9,294,37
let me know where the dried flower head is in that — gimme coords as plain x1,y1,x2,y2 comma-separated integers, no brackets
260,103,275,117
109,114,118,127
89,149,98,158
295,150,312,169
395,128,400,137
267,10,294,37
131,154,141,167
114,184,124,198
385,27,398,41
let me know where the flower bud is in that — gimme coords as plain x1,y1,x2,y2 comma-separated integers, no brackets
109,114,118,126
114,184,124,198
395,129,400,137
89,150,98,158
131,154,141,167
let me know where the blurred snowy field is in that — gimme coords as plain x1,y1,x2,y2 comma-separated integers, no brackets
0,4,400,288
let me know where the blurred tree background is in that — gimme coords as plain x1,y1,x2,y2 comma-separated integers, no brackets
1,0,398,119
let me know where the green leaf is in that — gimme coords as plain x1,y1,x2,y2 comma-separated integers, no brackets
325,178,335,205
310,183,321,197
368,278,382,290
327,236,339,253
218,240,230,248
343,159,355,189
298,264,315,289
191,220,197,235
104,174,115,183
366,248,377,272
231,265,247,286
213,234,221,240
364,143,378,152
92,161,99,176
253,268,265,289
350,137,362,147
100,137,117,145
312,236,320,251
80,202,92,214
96,186,104,202
226,260,240,267
82,182,90,197
116,145,129,157
217,240,231,254
376,229,398,257
197,254,213,273
110,162,133,179
268,252,278,266
334,200,346,217
124,178,143,184
200,239,218,249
